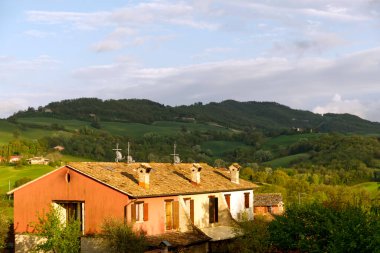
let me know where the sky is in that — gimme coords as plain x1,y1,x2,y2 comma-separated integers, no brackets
1,0,380,121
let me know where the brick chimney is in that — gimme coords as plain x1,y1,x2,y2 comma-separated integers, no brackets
229,163,241,184
138,163,152,189
190,163,202,184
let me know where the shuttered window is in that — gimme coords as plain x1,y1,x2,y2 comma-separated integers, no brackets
165,200,180,230
131,202,148,222
209,196,219,224
244,193,250,209
184,198,195,223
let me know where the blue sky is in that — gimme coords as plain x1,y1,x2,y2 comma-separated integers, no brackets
1,0,380,121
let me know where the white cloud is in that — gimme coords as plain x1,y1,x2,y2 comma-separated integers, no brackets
313,94,366,117
68,46,380,121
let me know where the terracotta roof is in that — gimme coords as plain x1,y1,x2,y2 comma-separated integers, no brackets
147,230,210,247
67,162,257,197
254,193,283,206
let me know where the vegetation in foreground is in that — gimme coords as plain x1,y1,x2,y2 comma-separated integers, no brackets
235,202,380,253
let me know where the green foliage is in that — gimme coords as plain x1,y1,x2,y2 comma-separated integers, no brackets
101,219,147,253
13,177,32,188
11,98,380,133
232,216,271,253
33,207,81,253
269,202,380,253
0,199,10,249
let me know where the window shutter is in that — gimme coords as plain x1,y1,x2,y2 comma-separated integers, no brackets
173,201,180,230
190,199,194,223
143,203,149,221
244,193,250,208
209,197,215,224
215,198,219,223
131,204,136,222
225,194,231,209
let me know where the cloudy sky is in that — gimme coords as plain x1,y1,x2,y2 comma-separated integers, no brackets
1,1,380,121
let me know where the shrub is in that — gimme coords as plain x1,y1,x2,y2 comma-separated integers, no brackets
33,207,81,253
101,219,147,253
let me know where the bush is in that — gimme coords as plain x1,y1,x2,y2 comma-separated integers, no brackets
269,202,380,253
33,207,81,253
0,202,9,249
13,177,32,188
101,219,147,253
232,216,271,253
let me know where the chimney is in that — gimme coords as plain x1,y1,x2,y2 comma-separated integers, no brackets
138,163,152,189
229,163,241,184
190,163,202,184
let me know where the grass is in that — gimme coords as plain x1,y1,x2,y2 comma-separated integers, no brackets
16,117,91,131
0,165,55,194
352,181,380,195
263,153,310,168
15,117,232,139
60,154,95,162
201,140,249,157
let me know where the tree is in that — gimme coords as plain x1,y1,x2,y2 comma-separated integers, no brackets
33,207,81,253
269,202,380,253
101,219,147,253
232,216,271,253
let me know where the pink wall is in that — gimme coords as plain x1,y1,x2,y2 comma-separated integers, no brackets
128,196,179,235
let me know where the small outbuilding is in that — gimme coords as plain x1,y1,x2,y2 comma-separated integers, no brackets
254,193,284,216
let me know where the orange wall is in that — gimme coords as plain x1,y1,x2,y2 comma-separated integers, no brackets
254,205,283,215
13,167,129,235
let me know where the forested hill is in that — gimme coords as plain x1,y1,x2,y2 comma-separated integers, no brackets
9,98,380,134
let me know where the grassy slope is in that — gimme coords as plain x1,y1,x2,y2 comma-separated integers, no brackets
352,182,380,196
201,141,250,157
263,153,310,168
0,165,55,194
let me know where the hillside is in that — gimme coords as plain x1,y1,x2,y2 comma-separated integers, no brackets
9,98,380,134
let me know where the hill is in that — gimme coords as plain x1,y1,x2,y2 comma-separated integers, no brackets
9,98,380,134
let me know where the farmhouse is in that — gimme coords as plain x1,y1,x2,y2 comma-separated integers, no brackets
8,162,257,252
253,193,284,217
27,157,50,165
9,155,22,163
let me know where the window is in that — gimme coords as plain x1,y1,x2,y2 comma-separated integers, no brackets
52,201,84,232
165,200,179,230
209,196,218,224
224,194,231,209
131,202,148,222
184,198,194,223
244,192,250,209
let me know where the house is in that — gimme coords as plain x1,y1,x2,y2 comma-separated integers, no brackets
9,155,22,163
253,193,284,216
27,157,50,165
53,145,65,151
8,162,257,252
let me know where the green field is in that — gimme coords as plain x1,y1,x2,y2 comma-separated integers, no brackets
263,153,310,168
201,140,249,157
0,165,55,194
353,181,380,196
16,117,232,139
16,117,91,131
